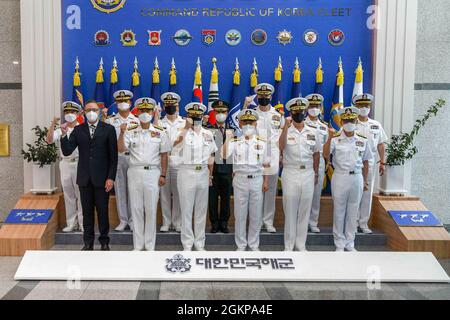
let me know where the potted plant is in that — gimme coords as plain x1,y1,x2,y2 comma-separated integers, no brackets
380,99,446,195
22,126,59,194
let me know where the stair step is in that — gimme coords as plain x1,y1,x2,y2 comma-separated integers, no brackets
55,228,386,246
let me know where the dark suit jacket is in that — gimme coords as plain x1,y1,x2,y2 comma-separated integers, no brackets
61,121,118,188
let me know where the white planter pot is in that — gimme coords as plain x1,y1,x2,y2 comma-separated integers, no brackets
379,165,408,195
31,163,57,194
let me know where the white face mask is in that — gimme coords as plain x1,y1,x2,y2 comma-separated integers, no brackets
86,111,99,123
343,123,356,133
64,113,77,123
216,113,227,123
359,107,370,117
139,113,152,124
242,125,256,137
308,108,321,117
118,102,130,111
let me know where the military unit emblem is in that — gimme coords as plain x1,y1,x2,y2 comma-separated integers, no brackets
165,254,192,273
90,0,126,14
303,29,318,45
251,29,267,46
148,30,162,46
120,29,137,46
202,29,217,46
225,29,241,46
328,29,345,46
277,29,293,46
172,29,192,46
94,30,110,46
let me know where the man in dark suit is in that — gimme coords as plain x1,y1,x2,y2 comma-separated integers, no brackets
60,100,118,251
206,100,234,233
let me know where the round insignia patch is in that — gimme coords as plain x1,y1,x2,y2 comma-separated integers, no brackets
90,0,126,14
277,29,292,46
328,29,345,46
120,29,137,46
93,30,110,46
251,29,267,46
172,29,192,46
225,29,241,46
303,29,319,46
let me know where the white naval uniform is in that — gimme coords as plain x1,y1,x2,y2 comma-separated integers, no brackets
159,116,185,230
282,125,322,251
52,127,82,228
225,135,269,250
124,125,171,250
106,113,140,228
305,117,329,229
330,131,373,250
356,119,388,230
177,127,217,250
255,106,283,229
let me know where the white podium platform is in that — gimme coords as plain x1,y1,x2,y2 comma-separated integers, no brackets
14,251,449,283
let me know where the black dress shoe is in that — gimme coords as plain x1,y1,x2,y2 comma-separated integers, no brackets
101,244,110,251
81,245,93,251
221,225,230,234
211,226,219,233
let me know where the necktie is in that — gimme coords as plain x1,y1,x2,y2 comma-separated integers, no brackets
90,125,96,138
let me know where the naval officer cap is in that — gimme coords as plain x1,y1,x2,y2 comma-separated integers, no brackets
62,101,81,113
238,109,259,122
338,106,360,121
134,97,157,111
352,93,374,106
185,102,207,115
161,92,181,105
113,90,134,102
285,97,309,112
305,93,324,106
254,83,275,96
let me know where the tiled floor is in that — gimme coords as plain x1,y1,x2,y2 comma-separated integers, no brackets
1,245,449,300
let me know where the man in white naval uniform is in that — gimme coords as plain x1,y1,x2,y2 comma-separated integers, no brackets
118,98,170,251
46,101,83,232
158,92,185,233
279,98,321,251
106,90,139,232
244,83,283,233
223,109,270,251
324,107,372,252
354,94,388,234
174,102,217,251
304,94,329,233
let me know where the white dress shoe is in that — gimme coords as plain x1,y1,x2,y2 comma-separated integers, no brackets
160,225,170,232
298,249,308,252
309,226,321,233
195,247,205,251
360,227,373,234
183,248,192,251
345,247,358,252
79,225,84,232
115,221,128,232
250,248,260,252
265,225,276,233
236,247,246,251
335,248,344,252
175,226,181,233
62,225,77,233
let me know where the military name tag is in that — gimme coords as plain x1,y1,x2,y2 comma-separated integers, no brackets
0,124,10,156
307,134,316,141
355,141,364,147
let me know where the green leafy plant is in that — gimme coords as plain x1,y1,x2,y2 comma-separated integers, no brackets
386,99,446,166
22,126,58,167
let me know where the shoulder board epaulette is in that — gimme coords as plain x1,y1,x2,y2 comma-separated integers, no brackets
153,125,164,131
319,119,328,126
306,123,316,129
256,136,266,141
356,133,367,139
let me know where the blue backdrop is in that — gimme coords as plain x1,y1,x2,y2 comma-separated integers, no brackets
62,0,374,117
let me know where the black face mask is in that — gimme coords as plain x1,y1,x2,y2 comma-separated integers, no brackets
189,115,202,122
292,112,306,123
165,105,177,115
258,97,271,107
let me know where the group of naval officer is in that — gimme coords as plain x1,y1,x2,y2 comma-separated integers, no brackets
50,83,387,252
